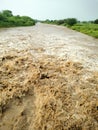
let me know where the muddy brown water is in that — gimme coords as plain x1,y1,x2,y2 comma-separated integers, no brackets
0,23,98,70
0,23,98,130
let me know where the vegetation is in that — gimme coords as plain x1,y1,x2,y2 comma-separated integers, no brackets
0,10,35,27
94,19,98,24
71,23,98,38
65,18,77,26
43,18,77,26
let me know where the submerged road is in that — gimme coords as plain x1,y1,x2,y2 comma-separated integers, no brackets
0,23,98,70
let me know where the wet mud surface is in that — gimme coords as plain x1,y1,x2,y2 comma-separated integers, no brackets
0,23,98,130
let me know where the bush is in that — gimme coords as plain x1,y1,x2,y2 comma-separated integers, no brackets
43,18,77,26
65,18,77,26
94,19,98,24
0,10,35,27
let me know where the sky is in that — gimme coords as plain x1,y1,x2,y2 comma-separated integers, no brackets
0,0,98,21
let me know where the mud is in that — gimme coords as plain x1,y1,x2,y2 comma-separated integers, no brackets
0,23,98,130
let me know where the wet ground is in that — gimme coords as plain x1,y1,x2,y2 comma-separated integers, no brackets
0,23,98,130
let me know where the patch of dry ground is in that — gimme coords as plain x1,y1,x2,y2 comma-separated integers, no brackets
0,50,98,130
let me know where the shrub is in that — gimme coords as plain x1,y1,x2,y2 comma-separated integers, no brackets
94,19,98,24
0,10,35,27
65,18,77,26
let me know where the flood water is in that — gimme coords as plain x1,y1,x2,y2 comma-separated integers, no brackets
0,23,98,130
0,23,98,70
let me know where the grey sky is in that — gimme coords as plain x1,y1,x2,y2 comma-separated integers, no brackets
0,0,98,21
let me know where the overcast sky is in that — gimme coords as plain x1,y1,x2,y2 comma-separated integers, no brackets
0,0,98,21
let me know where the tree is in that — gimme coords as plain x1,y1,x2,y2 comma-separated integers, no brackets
0,12,6,21
66,18,77,26
94,19,98,24
0,10,36,27
2,10,13,17
56,19,65,25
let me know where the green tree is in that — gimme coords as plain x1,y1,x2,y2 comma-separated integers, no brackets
94,19,98,24
66,18,77,26
0,12,6,21
56,19,65,25
0,10,35,27
2,10,13,17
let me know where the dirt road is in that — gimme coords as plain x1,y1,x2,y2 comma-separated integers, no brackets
0,23,98,130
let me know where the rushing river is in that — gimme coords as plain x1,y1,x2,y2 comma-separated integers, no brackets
0,23,98,130
0,23,98,70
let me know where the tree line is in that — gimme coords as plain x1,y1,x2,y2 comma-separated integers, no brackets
43,18,77,26
0,10,36,27
43,18,98,26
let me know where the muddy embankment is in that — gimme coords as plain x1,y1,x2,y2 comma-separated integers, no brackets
0,23,98,130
